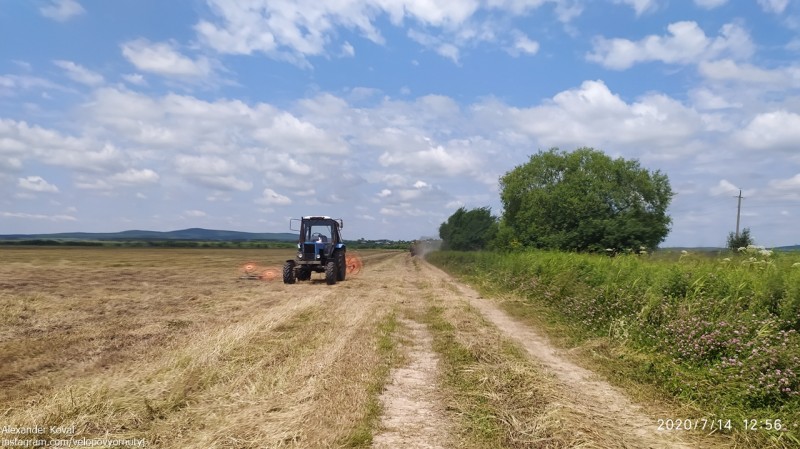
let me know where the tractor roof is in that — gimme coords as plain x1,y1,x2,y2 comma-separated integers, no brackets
300,216,344,229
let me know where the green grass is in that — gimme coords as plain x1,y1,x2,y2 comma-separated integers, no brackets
420,304,574,448
424,305,503,445
428,248,800,448
341,312,401,447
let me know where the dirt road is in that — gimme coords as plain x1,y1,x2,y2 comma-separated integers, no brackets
410,258,704,449
2,248,719,448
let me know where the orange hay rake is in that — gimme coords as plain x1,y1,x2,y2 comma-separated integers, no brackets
239,261,281,282
238,252,363,282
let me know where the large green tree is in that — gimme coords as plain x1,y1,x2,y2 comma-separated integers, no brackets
499,147,673,252
439,206,498,251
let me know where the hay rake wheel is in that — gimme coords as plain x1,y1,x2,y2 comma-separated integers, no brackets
345,253,363,276
260,267,280,282
238,261,281,282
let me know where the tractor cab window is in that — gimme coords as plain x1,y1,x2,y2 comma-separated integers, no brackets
306,224,332,243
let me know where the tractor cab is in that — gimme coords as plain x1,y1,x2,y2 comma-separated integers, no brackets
297,217,341,261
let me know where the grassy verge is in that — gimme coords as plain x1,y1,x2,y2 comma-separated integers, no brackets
427,249,800,448
420,303,586,448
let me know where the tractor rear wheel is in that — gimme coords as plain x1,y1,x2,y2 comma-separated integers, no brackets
336,251,346,281
325,260,337,285
283,261,296,284
297,267,311,281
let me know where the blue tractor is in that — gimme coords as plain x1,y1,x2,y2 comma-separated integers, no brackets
283,216,346,285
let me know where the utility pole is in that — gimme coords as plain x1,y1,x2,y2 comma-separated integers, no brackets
735,189,744,238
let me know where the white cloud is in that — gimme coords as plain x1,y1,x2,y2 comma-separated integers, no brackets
380,174,408,187
74,178,111,191
184,209,207,217
0,74,64,95
254,112,349,155
694,0,728,8
496,80,703,153
194,0,573,65
39,0,85,22
757,0,789,14
614,0,658,16
377,189,392,198
769,174,800,192
173,154,231,180
84,88,347,155
710,179,755,197
0,119,125,173
770,173,800,189
48,144,125,173
0,157,22,173
294,189,316,197
175,154,252,191
588,21,753,70
379,205,433,217
379,207,403,216
53,60,104,86
18,176,59,193
273,155,312,176
689,88,742,110
508,32,540,56
379,143,482,177
256,188,292,205
407,30,462,63
736,110,800,151
436,43,461,63
121,39,214,78
122,73,147,86
698,59,800,89
109,168,160,185
341,42,355,57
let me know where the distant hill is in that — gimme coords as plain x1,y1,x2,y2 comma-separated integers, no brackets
0,228,298,242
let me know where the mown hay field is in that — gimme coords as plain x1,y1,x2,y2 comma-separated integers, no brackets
0,247,400,448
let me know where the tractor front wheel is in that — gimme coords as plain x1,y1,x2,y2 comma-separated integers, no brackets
283,261,296,284
325,260,337,285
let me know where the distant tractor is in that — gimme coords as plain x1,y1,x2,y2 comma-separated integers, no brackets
283,216,347,285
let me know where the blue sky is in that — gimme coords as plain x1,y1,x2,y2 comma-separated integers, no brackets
1,0,799,247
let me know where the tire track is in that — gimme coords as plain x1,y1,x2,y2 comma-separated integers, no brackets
373,318,447,449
